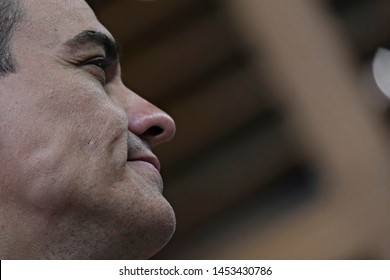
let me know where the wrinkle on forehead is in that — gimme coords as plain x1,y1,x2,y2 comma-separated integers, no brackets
17,0,109,48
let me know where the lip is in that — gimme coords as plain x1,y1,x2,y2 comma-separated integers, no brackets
127,153,161,172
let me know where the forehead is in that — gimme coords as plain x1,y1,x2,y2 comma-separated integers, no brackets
17,0,111,47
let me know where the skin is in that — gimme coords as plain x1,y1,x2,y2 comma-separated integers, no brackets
0,0,176,259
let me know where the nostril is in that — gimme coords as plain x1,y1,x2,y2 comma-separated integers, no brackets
144,126,164,137
127,107,175,147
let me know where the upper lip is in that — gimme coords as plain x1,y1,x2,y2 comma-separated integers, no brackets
127,152,161,171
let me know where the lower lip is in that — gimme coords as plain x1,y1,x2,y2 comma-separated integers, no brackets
126,160,163,192
127,160,159,172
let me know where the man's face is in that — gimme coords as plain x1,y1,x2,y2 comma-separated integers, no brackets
0,0,176,259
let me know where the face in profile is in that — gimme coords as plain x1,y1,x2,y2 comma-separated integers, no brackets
0,0,176,259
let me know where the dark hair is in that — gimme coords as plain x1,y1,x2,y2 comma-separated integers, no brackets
0,0,22,77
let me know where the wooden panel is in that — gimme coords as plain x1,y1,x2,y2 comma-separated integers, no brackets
94,0,193,43
224,0,390,259
161,117,300,236
159,194,385,259
330,0,390,58
121,13,242,100
156,69,271,171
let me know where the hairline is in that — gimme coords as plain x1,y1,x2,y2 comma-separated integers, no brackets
0,0,24,77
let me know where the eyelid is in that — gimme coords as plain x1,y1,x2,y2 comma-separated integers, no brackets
83,58,109,85
85,58,112,71
85,57,111,69
79,55,119,86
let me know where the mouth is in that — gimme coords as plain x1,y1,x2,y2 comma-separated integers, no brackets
127,153,161,172
126,134,161,172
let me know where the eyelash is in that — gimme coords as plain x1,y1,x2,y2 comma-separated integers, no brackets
87,58,111,70
84,58,111,85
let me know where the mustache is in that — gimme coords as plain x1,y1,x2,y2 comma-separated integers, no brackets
127,132,150,160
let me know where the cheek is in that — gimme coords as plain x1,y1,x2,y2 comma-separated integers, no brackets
0,76,128,212
0,127,78,212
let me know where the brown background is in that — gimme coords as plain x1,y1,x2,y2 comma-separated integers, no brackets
86,0,390,259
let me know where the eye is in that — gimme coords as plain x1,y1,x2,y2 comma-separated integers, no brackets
87,58,111,70
84,58,112,85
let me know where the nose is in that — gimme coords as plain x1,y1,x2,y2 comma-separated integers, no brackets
128,100,176,148
113,85,176,149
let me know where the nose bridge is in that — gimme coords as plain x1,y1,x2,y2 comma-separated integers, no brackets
116,84,176,148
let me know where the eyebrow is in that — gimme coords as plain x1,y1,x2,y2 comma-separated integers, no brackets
64,30,120,61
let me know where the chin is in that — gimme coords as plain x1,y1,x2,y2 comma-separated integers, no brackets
116,214,176,260
48,201,176,260
99,195,176,260
139,203,176,259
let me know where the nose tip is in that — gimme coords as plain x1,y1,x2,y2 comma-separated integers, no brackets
133,112,176,148
128,105,176,149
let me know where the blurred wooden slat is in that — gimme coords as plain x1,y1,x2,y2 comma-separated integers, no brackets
330,0,390,59
156,69,271,171
161,116,300,238
121,13,242,100
160,194,385,259
94,0,193,44
224,0,390,259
